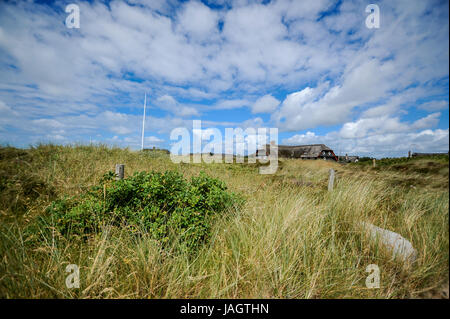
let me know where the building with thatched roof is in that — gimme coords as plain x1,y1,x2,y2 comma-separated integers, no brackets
338,154,359,163
256,144,338,161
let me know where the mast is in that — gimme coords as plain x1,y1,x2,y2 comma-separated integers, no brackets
141,93,146,150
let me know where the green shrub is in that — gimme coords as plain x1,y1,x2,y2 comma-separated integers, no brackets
41,170,243,251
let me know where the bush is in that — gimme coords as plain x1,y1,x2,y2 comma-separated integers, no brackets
41,170,243,251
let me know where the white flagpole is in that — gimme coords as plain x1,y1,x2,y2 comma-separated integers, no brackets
141,93,146,151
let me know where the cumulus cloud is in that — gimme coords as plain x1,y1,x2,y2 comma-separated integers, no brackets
0,100,18,117
155,95,200,117
211,99,251,110
176,1,220,42
272,58,405,131
417,100,449,112
284,128,449,158
251,95,280,114
0,0,448,155
144,136,164,143
270,0,449,133
283,113,448,157
411,112,441,130
338,113,441,140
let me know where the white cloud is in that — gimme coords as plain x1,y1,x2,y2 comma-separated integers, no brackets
0,0,447,155
32,118,65,130
145,136,164,143
251,94,280,114
411,112,441,130
283,131,319,145
212,99,251,110
0,100,18,116
284,128,449,158
111,126,133,135
155,94,200,117
339,113,440,139
176,1,219,42
418,100,449,112
283,112,447,157
276,0,333,21
272,52,446,132
338,116,406,139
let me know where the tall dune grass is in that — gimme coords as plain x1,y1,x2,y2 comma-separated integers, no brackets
0,144,448,298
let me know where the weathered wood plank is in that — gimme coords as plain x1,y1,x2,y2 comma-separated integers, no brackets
328,168,335,191
115,164,124,180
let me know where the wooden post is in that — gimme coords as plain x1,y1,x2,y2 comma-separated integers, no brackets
328,168,335,191
372,158,376,168
115,164,124,180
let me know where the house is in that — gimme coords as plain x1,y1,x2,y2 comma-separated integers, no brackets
256,144,338,161
346,156,359,163
338,154,360,163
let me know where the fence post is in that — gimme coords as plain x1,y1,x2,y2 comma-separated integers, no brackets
328,168,335,191
372,158,376,168
115,164,125,180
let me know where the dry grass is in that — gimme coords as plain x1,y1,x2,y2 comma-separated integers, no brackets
0,144,448,298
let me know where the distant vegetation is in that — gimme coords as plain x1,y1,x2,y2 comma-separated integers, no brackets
353,154,449,167
350,155,449,181
0,144,448,298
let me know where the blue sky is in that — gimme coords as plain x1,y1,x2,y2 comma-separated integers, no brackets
0,0,448,157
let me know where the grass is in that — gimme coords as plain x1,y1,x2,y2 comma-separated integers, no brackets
0,144,448,298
